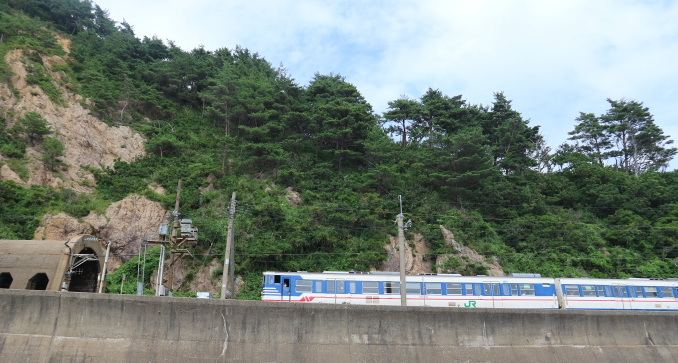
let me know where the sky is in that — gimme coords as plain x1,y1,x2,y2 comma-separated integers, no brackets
93,0,678,170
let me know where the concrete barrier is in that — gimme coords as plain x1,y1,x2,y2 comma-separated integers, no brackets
1,289,678,362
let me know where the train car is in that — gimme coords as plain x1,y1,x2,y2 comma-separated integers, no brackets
262,271,560,309
555,277,678,311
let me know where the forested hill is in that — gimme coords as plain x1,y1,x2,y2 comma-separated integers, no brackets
2,0,678,298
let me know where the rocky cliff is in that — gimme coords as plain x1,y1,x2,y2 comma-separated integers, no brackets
0,37,145,193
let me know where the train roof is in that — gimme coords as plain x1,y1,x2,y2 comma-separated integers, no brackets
262,271,553,282
263,271,678,285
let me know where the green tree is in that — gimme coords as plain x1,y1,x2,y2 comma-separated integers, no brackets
568,112,611,165
41,136,65,171
600,99,676,175
482,92,541,175
18,112,51,146
306,73,376,173
383,97,420,150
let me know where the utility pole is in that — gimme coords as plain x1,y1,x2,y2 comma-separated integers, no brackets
156,245,165,296
397,195,407,306
221,192,237,299
167,180,182,293
97,241,110,293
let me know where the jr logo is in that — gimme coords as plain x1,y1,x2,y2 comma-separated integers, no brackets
464,301,477,308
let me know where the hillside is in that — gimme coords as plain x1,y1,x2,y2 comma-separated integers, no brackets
1,0,678,298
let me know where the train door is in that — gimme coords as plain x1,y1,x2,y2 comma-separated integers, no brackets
346,280,356,304
328,279,344,304
484,282,502,308
629,286,645,310
613,285,630,309
406,281,423,306
282,277,291,302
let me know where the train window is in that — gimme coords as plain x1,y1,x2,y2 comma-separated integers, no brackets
296,280,312,292
447,283,462,295
565,285,581,297
464,284,473,296
582,285,596,297
363,281,379,294
596,286,607,297
644,287,659,298
483,283,500,296
328,281,335,293
473,284,483,296
426,282,442,295
521,284,535,296
337,281,345,294
384,282,400,294
501,283,512,296
314,280,322,292
614,286,630,297
632,286,643,298
604,286,612,297
660,286,675,298
510,283,519,296
406,282,421,295
274,275,281,284
348,281,357,294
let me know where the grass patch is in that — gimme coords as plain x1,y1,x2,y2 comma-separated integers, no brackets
5,158,29,181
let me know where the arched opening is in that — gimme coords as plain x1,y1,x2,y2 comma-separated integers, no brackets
26,273,49,290
69,247,100,292
0,272,13,288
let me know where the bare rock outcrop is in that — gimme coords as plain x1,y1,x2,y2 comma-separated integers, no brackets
0,48,145,193
34,194,167,271
382,233,431,274
436,225,505,276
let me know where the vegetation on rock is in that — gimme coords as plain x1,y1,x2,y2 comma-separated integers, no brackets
1,0,678,298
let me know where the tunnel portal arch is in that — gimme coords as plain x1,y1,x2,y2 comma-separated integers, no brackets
68,247,101,292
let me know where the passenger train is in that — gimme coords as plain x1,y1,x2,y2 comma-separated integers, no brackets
261,271,678,311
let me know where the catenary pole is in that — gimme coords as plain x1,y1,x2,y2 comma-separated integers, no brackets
397,195,407,306
167,180,182,293
221,192,237,299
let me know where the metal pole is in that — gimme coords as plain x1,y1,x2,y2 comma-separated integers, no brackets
141,244,147,294
397,195,407,306
229,231,236,299
221,192,237,299
98,241,111,293
156,245,165,296
167,180,182,292
136,245,142,287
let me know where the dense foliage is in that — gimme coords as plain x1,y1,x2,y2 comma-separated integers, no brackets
2,0,678,298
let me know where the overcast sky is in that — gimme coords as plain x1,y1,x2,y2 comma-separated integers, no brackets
93,0,678,170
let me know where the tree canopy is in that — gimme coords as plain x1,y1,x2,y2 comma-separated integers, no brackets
1,0,678,298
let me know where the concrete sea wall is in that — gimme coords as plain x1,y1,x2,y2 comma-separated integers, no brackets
1,289,677,362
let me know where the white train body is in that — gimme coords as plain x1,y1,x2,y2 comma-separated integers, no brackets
262,271,678,311
556,277,678,310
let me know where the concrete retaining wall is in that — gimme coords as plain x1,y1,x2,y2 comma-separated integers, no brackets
1,289,678,362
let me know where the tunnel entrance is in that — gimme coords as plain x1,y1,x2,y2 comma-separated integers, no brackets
26,273,49,290
0,272,13,288
68,248,100,292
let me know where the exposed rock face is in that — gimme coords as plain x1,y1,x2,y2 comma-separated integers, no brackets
0,164,23,184
184,258,221,296
0,49,145,193
437,225,505,276
34,194,168,271
382,233,431,274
